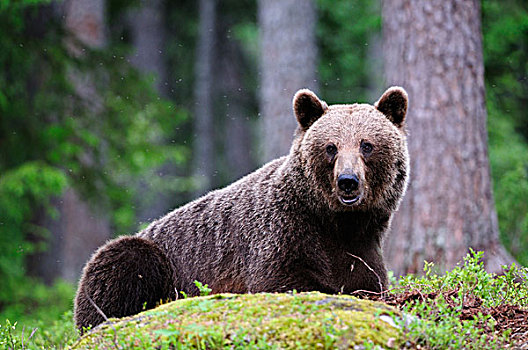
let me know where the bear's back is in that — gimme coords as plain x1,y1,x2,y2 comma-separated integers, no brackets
139,156,293,294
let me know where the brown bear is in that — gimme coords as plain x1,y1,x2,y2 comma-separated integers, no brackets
74,87,409,332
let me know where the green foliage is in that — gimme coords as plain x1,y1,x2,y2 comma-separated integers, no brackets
400,250,528,307
317,0,381,103
0,281,76,350
482,0,528,139
0,0,189,228
483,0,528,265
193,281,212,297
0,162,67,306
165,0,198,112
487,109,528,264
0,280,74,326
396,250,528,349
0,0,189,320
0,312,76,350
401,300,504,349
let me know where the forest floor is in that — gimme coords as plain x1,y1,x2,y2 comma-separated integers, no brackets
369,288,528,349
3,252,527,349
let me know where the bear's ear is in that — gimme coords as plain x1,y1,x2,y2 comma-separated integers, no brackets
293,89,328,131
375,86,408,128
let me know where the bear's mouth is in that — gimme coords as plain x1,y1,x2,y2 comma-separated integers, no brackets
339,194,361,206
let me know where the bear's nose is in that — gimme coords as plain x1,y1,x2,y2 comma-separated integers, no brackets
337,174,359,193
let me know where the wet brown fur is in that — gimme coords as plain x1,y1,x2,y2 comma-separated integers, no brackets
74,87,409,332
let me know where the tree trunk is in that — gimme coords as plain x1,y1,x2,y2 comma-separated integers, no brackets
128,0,175,222
63,0,106,48
258,0,318,162
63,0,112,283
129,0,168,96
28,0,111,284
381,0,514,275
217,15,255,181
28,189,112,283
193,0,217,194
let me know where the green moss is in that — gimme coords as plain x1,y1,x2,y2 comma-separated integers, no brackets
71,292,403,349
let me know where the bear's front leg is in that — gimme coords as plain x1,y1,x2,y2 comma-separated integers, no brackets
74,236,176,333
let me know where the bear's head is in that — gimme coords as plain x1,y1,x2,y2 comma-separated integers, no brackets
292,87,409,213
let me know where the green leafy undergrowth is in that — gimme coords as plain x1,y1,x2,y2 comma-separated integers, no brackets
72,292,403,350
0,312,76,350
0,280,77,350
389,250,528,349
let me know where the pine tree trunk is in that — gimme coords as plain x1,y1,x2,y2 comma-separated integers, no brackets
28,0,111,284
129,0,168,96
193,0,217,194
381,0,514,275
217,16,255,181
128,0,175,222
62,0,112,282
63,0,106,48
258,0,318,162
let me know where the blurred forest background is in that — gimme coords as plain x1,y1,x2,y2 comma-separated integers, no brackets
0,0,527,336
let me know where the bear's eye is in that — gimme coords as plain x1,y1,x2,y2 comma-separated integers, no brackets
360,141,373,155
325,144,337,157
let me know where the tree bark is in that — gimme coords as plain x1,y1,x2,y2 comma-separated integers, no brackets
63,0,106,48
381,0,514,275
28,0,111,284
128,0,175,222
217,15,255,181
258,0,318,162
129,0,168,96
193,0,217,194
28,189,112,283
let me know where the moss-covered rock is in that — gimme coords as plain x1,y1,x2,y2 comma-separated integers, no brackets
71,292,404,349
